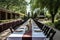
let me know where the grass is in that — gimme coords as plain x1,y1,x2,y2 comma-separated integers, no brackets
43,19,60,30
0,19,21,23
43,20,59,27
44,21,54,27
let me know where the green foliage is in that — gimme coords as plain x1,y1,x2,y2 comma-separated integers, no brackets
55,20,60,30
45,13,51,19
27,12,30,18
30,0,40,12
22,15,27,20
30,0,60,23
0,21,2,23
56,15,60,20
44,19,60,30
44,21,54,27
34,13,37,18
0,0,27,13
56,13,60,20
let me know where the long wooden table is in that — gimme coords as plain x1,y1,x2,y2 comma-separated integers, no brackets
7,19,46,40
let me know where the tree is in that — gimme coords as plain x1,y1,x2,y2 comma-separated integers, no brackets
30,0,60,23
27,12,30,18
0,0,27,14
34,13,37,18
30,0,40,12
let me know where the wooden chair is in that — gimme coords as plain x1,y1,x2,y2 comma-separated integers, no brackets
42,25,47,31
46,29,56,40
43,26,48,33
42,25,45,30
39,23,44,30
9,27,14,33
45,27,50,35
36,21,44,30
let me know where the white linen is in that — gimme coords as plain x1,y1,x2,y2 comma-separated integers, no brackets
7,19,30,40
32,19,46,40
7,27,25,40
7,19,46,40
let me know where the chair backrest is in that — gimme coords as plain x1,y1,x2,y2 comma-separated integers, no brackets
40,23,44,29
47,29,56,40
36,22,44,30
12,26,18,30
43,26,48,33
45,27,50,35
42,25,47,31
42,25,45,30
9,27,14,33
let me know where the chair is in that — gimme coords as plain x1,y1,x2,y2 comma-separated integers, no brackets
42,25,47,31
35,21,44,30
11,22,17,30
39,23,44,30
42,25,45,30
12,26,18,30
43,26,48,33
9,27,14,33
45,27,50,35
46,29,56,40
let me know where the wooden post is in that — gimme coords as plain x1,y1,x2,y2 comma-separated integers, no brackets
0,12,1,20
6,12,7,20
11,13,12,19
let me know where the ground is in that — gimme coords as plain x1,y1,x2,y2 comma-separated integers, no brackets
38,19,60,40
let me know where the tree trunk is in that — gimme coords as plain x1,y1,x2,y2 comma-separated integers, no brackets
51,15,55,23
49,8,55,23
49,10,54,23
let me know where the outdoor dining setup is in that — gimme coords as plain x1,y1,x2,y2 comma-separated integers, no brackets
7,19,56,40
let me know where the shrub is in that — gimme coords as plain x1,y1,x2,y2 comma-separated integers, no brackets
45,13,51,20
44,21,54,27
0,21,2,23
54,20,60,30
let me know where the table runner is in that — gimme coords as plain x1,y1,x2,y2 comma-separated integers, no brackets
22,30,32,40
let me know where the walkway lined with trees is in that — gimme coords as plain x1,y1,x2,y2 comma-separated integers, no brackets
0,0,60,40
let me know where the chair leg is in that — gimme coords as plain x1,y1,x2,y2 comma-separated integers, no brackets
49,38,53,40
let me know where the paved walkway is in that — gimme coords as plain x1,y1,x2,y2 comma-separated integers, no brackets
38,20,60,40
0,29,11,40
53,29,60,40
